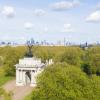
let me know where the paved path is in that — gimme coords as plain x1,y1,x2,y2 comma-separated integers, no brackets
3,80,33,100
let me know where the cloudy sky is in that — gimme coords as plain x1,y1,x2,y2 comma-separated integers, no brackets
0,0,100,43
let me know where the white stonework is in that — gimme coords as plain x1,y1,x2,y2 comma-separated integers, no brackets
15,57,53,87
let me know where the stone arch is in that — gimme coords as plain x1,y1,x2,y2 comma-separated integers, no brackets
25,71,31,84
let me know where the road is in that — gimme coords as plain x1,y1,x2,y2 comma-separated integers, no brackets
3,80,33,100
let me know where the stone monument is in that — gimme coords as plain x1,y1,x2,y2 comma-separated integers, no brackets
15,41,53,87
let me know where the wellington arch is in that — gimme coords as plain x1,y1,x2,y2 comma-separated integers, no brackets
15,44,53,87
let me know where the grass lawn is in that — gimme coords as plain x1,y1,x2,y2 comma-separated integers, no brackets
0,67,14,87
24,93,33,100
0,76,14,87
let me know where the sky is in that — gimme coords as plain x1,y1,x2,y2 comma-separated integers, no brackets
0,0,100,44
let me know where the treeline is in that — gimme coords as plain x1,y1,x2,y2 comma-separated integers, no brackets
0,46,100,77
0,46,100,100
34,46,100,76
0,46,26,76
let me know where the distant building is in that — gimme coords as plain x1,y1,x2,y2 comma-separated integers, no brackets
80,42,90,50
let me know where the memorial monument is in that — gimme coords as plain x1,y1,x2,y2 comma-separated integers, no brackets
15,41,53,87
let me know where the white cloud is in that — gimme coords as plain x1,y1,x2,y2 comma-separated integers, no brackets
33,9,46,16
62,24,72,32
50,0,80,11
24,22,33,30
86,11,100,22
1,6,15,18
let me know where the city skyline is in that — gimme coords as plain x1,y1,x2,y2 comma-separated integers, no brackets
0,0,100,43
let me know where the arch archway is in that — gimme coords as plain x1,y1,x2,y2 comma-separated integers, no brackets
25,71,31,85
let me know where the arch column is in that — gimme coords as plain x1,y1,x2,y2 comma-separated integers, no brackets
23,70,26,86
16,69,24,86
16,69,19,84
30,70,36,87
20,69,22,82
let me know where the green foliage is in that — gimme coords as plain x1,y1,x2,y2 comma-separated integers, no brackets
56,47,83,66
0,46,84,76
0,46,100,100
0,88,12,100
0,64,13,87
29,63,100,100
0,46,26,76
86,47,100,75
35,46,82,66
81,63,92,75
24,93,33,100
34,46,55,63
0,87,5,95
0,76,13,86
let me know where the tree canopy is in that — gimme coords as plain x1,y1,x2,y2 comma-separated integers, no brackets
31,63,100,100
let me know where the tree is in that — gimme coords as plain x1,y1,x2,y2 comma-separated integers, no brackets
86,47,100,74
56,47,83,66
2,46,25,76
81,63,92,75
31,63,100,100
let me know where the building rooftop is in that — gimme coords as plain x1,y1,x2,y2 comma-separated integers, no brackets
15,57,44,68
